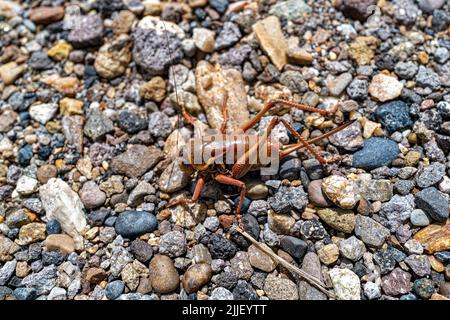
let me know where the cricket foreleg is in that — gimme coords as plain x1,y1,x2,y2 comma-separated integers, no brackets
166,175,205,208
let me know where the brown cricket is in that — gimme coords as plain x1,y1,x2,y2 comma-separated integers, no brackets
166,92,354,226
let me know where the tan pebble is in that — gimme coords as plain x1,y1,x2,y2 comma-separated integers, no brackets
219,215,234,229
47,41,72,61
348,36,379,65
428,255,444,273
248,244,277,272
287,37,313,65
15,261,30,278
45,234,76,255
29,6,64,24
193,28,215,53
112,10,136,35
407,132,417,145
140,76,166,102
94,35,132,79
197,291,209,300
253,16,287,70
85,227,99,240
195,61,249,132
417,51,429,64
188,0,208,7
363,119,381,139
85,267,107,284
317,207,356,233
405,150,421,166
430,293,449,300
0,62,24,85
36,164,57,184
41,75,80,96
86,245,99,255
24,134,37,144
182,263,212,294
321,175,360,210
59,97,83,116
149,255,180,294
317,243,339,265
16,223,46,245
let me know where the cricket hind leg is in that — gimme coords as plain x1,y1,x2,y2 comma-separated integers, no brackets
280,120,356,162
278,118,327,165
264,116,327,165
214,174,246,228
239,99,336,133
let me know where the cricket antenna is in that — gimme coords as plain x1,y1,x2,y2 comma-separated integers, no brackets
162,21,182,145
162,20,188,230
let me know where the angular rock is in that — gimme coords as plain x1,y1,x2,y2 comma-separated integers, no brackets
84,108,114,141
298,252,327,300
158,159,190,193
0,236,20,262
355,215,390,247
111,145,164,178
404,255,431,277
322,175,360,209
247,244,277,272
381,268,412,296
263,273,299,300
279,236,308,259
373,101,413,133
414,221,450,254
0,260,16,286
133,18,183,75
415,187,449,222
94,34,132,79
22,265,57,295
39,178,87,249
195,61,249,132
29,103,58,125
353,138,399,170
159,231,186,258
416,163,446,188
329,268,361,300
68,14,104,48
335,0,377,21
339,236,366,261
381,194,415,227
318,243,339,265
316,208,356,233
253,16,287,70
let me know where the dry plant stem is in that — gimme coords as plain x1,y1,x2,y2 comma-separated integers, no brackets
234,226,336,299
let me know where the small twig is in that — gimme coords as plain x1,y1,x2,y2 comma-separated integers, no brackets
234,226,335,299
